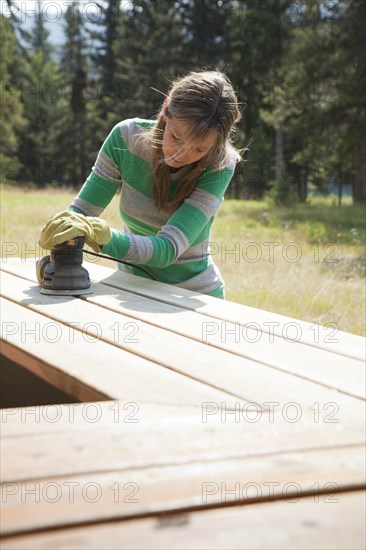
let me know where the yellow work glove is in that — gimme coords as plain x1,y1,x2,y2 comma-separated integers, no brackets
38,210,111,253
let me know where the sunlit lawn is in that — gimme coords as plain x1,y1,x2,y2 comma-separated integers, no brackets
1,185,365,336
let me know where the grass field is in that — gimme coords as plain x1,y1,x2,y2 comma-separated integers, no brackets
1,185,365,336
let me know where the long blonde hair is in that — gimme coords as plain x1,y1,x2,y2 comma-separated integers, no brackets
140,70,242,214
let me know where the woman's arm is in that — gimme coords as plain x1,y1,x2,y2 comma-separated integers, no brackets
69,123,127,217
68,120,236,267
101,159,236,268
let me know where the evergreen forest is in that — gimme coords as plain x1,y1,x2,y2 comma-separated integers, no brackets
1,0,365,205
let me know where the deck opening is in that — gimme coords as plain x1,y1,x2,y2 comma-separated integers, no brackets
0,355,79,408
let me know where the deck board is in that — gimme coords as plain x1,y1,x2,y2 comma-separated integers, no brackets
1,445,365,536
2,260,364,399
1,258,365,549
1,298,235,406
1,271,365,414
86,260,365,360
2,402,364,482
1,491,365,550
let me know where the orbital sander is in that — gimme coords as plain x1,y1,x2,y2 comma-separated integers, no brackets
36,236,92,296
36,236,156,296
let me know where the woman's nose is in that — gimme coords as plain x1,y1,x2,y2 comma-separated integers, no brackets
173,147,188,161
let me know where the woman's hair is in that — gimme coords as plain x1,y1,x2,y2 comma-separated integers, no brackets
140,70,242,214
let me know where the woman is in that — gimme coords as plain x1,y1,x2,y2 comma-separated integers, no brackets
39,70,242,298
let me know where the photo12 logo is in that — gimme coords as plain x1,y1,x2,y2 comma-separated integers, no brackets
201,320,339,345
203,240,339,265
201,401,339,424
1,401,140,424
2,2,132,24
202,481,339,504
1,480,140,504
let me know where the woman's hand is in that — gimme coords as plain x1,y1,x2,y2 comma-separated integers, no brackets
38,210,111,252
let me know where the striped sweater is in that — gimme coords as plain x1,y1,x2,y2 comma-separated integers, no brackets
70,118,236,298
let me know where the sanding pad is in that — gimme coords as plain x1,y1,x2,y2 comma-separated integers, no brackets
40,287,93,296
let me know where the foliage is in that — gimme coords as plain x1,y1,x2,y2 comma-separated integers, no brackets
55,4,95,186
13,4,63,187
267,173,298,207
0,15,26,173
112,1,185,125
0,0,365,203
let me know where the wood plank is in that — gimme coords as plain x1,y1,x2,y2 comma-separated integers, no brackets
1,490,365,549
84,278,365,399
85,260,366,361
1,402,365,483
1,270,365,413
2,261,365,400
2,260,364,550
0,402,195,438
1,446,364,536
0,298,241,407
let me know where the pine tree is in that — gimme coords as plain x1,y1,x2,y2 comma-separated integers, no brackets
98,0,121,108
225,0,292,199
16,1,62,187
88,0,123,143
55,4,94,187
328,0,366,203
265,0,366,204
2,0,32,52
178,0,228,69
0,14,26,183
111,1,185,124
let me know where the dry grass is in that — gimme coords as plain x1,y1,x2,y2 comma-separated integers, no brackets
212,199,365,336
1,185,365,336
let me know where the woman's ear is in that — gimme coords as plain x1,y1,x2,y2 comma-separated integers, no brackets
163,97,170,119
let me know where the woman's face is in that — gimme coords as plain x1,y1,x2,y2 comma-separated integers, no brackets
162,115,216,168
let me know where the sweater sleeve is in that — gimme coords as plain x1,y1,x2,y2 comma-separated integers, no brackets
69,119,236,267
101,159,236,267
69,123,126,217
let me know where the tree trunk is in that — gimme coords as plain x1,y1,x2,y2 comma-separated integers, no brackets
275,122,284,182
353,137,366,203
298,166,308,203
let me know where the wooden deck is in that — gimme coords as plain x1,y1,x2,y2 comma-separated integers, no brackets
1,258,365,549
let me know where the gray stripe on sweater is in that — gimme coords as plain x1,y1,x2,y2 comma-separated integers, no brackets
120,182,170,228
92,150,123,183
157,224,190,260
184,188,221,220
174,239,212,264
177,262,223,293
117,118,152,164
123,234,154,263
71,197,104,217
